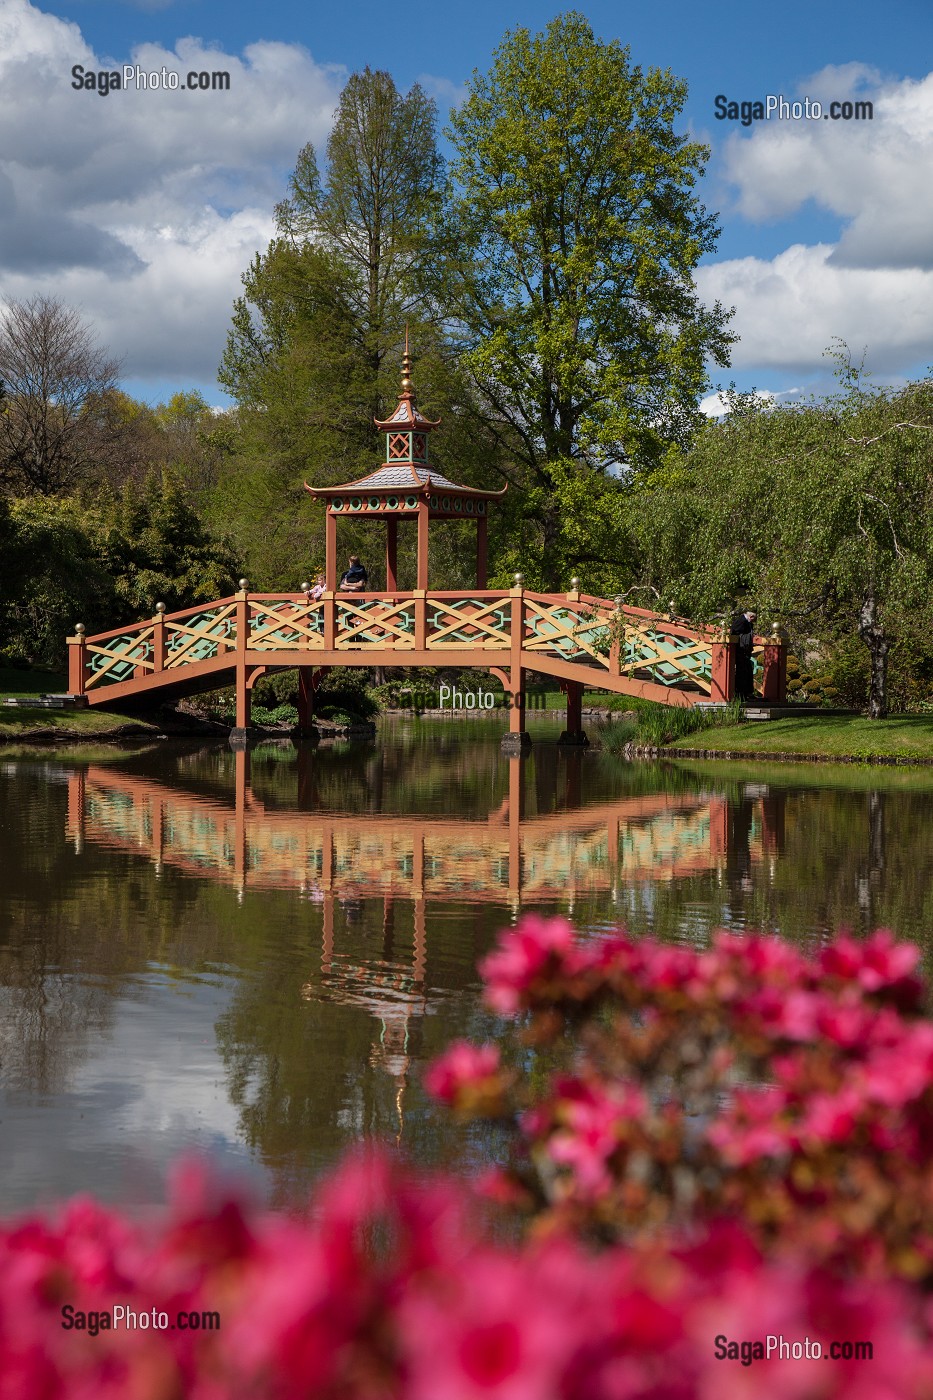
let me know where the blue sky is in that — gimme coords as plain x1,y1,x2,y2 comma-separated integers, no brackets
5,0,933,409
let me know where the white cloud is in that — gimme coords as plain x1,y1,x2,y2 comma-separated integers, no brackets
699,243,933,375
703,65,933,377
722,65,933,271
699,389,779,418
0,0,347,392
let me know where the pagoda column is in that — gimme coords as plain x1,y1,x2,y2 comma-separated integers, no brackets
416,501,430,591
386,516,398,591
325,507,337,592
476,511,488,589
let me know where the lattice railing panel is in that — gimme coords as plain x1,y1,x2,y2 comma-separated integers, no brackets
426,597,511,649
249,599,325,650
336,598,417,649
73,590,723,698
85,628,156,688
523,600,614,667
620,622,712,691
164,604,238,668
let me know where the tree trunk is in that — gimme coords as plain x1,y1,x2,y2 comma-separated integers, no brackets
858,590,889,719
540,496,563,592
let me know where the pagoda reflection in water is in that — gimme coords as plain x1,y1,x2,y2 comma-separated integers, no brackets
64,748,781,1133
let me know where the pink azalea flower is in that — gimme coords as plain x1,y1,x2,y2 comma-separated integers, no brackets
424,1041,502,1104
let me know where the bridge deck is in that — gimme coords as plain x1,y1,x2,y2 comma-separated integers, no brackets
67,587,784,714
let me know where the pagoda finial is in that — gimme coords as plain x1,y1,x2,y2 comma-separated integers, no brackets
401,324,413,395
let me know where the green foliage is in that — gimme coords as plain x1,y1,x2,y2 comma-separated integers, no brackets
94,472,238,616
0,476,237,667
437,12,732,585
2,496,117,665
629,365,933,716
316,667,379,720
599,697,743,751
250,703,299,727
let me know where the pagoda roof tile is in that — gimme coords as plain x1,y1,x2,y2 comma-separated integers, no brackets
304,461,505,500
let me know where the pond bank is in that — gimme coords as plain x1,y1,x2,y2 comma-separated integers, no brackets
660,714,933,763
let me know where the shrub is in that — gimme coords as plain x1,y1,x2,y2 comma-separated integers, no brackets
4,922,933,1395
4,1150,931,1398
598,697,742,751
316,667,379,720
428,917,933,1283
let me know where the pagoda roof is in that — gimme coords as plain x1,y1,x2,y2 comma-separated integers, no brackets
304,462,506,500
374,395,440,432
374,330,441,431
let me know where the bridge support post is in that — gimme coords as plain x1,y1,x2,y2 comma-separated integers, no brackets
502,575,531,753
558,680,588,746
386,517,398,591
710,633,736,702
231,582,253,745
152,606,166,675
476,512,488,589
297,667,316,737
761,625,787,702
67,626,87,696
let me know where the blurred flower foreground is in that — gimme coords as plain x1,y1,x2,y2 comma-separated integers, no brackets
4,917,933,1398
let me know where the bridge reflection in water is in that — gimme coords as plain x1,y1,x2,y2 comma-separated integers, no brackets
64,750,785,929
62,751,785,1138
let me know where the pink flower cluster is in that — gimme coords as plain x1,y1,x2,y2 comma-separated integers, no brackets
5,917,933,1395
438,917,933,1279
2,1153,931,1399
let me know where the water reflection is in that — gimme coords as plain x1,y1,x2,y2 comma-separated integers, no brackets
65,748,766,907
3,731,933,1212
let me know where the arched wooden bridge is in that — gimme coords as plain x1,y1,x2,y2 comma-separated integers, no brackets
67,583,787,738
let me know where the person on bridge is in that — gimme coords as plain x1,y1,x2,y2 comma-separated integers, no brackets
339,556,368,593
732,608,757,701
309,572,326,601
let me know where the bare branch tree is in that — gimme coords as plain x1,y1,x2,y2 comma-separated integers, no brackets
0,295,121,495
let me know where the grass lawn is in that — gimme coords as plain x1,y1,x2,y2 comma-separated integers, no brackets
0,666,160,739
527,689,618,710
666,714,933,761
0,707,160,739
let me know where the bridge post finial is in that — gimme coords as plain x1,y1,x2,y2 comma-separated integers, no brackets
153,606,166,673
68,625,87,697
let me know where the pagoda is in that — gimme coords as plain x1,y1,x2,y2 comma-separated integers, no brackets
304,338,505,591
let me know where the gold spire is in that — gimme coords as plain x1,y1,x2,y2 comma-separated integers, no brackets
401,324,413,395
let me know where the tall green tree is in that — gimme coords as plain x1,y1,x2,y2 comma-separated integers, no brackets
217,68,500,589
439,12,733,586
220,67,444,459
275,68,442,390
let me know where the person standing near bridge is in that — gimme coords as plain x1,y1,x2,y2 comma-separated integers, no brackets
732,609,757,701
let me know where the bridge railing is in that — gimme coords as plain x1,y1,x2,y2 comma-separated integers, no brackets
68,587,781,700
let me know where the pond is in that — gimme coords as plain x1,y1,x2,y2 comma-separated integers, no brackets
2,716,933,1214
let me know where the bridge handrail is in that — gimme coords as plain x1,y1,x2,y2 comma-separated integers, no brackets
72,594,242,645
68,587,787,703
